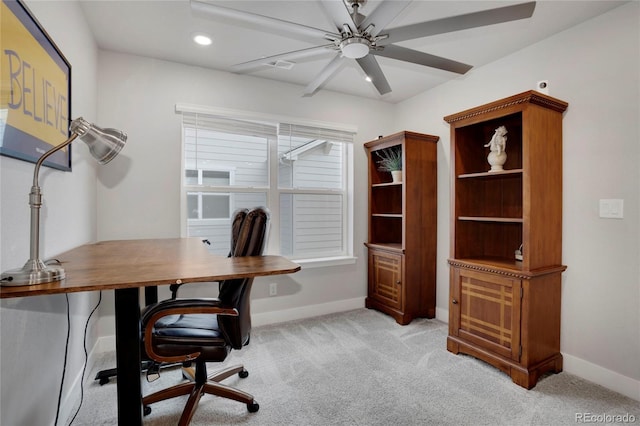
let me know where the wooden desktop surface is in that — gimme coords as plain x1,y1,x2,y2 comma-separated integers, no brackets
0,237,301,425
0,238,301,298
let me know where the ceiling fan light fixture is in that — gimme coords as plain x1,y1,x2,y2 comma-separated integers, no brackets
340,37,370,59
193,33,212,46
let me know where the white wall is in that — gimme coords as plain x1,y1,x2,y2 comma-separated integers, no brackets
0,1,102,425
394,2,639,400
94,51,397,336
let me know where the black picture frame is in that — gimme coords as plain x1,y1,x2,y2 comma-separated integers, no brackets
0,0,72,171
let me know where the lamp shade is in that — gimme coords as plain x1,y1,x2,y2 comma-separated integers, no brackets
71,117,127,164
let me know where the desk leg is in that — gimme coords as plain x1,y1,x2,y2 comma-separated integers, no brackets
145,285,158,306
114,287,142,426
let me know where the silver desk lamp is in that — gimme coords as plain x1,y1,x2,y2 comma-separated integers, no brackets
0,117,127,286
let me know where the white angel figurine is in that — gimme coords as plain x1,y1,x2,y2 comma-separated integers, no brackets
485,126,508,171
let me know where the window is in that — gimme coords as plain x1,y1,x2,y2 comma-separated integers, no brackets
186,169,232,220
179,106,355,263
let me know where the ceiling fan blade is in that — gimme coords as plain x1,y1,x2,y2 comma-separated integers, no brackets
303,54,346,97
382,1,536,45
191,0,340,43
356,55,391,95
372,44,473,74
360,0,411,37
318,0,357,34
231,45,336,73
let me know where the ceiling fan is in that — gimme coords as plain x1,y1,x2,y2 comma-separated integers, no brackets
191,0,536,97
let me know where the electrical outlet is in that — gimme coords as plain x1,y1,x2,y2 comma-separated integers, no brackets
269,282,278,296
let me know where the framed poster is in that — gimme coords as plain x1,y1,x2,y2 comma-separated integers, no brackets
0,0,72,171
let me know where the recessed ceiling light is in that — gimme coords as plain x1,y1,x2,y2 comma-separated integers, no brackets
193,34,212,46
365,76,372,82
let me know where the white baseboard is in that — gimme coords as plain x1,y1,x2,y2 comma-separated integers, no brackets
91,300,639,402
563,353,640,401
433,307,638,401
60,340,102,424
94,298,366,353
435,306,449,323
251,297,365,327
96,334,116,353
96,314,116,352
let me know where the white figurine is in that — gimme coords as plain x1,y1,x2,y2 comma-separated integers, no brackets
485,126,508,171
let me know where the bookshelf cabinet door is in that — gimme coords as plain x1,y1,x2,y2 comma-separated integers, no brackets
451,268,521,362
368,249,403,310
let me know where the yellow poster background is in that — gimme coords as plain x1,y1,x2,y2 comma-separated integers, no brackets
1,0,69,147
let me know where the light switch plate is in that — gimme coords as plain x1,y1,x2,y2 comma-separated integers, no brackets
599,199,624,219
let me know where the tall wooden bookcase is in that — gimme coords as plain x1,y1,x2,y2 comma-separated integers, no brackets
364,131,438,325
444,91,568,389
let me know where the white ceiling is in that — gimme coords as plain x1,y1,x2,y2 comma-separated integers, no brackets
79,0,625,104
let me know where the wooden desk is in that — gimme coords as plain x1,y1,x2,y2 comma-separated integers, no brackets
0,238,301,425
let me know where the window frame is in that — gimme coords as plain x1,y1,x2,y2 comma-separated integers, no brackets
178,104,357,266
185,167,235,222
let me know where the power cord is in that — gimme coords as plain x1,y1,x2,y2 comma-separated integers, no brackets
52,290,102,426
68,291,102,425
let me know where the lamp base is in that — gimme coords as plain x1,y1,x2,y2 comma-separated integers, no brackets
0,260,65,286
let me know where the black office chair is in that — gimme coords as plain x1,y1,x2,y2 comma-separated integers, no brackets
140,207,269,425
93,209,260,385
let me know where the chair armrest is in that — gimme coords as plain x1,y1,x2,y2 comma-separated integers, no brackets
142,298,238,364
141,298,239,326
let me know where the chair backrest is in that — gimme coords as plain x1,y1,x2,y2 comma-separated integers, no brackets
218,207,270,349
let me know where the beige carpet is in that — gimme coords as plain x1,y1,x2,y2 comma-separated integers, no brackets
69,309,639,425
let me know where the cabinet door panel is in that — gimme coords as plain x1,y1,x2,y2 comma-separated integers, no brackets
456,269,521,361
369,251,403,310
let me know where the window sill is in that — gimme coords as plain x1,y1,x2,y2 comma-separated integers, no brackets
290,256,358,269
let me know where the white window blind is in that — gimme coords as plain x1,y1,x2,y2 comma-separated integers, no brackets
278,123,355,144
183,113,277,139
180,108,355,261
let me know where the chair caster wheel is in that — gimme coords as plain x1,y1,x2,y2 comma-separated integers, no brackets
143,405,152,416
247,401,259,413
238,369,249,379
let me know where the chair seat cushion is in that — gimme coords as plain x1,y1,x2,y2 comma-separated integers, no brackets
155,314,220,335
151,314,230,360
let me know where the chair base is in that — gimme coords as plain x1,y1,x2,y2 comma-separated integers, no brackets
94,361,184,385
143,363,258,425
